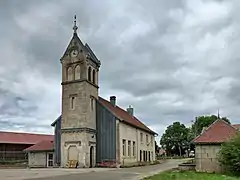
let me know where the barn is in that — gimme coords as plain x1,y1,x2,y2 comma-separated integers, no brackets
0,131,53,162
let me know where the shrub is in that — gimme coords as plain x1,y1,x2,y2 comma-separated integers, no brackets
218,133,240,176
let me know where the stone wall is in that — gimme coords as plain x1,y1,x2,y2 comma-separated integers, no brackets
195,144,222,173
28,152,47,168
61,132,96,168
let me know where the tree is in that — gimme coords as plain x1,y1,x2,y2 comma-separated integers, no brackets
218,133,240,176
160,122,189,156
191,115,230,137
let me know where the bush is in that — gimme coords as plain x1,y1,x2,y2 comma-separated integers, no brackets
218,133,240,176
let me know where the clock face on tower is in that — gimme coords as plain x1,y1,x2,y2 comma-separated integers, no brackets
70,49,79,57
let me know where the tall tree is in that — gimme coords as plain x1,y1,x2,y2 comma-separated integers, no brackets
191,115,231,137
160,122,189,156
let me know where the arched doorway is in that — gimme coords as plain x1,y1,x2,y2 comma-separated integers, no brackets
90,146,94,168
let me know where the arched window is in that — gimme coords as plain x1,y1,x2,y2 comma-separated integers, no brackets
92,70,96,84
74,65,81,80
67,67,73,81
88,67,92,82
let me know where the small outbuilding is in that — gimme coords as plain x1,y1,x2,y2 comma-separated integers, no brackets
193,119,238,173
24,140,54,168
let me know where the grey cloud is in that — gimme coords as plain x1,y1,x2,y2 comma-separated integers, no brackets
1,0,240,137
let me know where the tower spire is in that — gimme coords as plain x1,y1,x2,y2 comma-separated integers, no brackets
73,15,78,34
217,108,220,119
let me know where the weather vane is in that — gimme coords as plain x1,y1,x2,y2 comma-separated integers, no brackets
73,15,78,34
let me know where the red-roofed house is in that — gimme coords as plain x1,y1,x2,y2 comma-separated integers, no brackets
0,131,53,161
193,120,239,173
24,140,54,167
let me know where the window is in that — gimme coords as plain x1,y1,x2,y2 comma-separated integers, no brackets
67,66,73,81
140,133,143,142
146,135,148,144
151,152,153,161
74,65,81,80
122,139,126,156
47,153,53,167
70,96,76,110
92,70,96,84
128,141,131,156
151,136,153,147
133,141,136,156
88,67,92,81
90,98,94,110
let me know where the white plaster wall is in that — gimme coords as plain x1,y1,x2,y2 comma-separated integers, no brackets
119,121,156,165
137,129,156,162
28,152,47,168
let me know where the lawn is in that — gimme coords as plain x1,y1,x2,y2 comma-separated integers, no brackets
143,171,240,180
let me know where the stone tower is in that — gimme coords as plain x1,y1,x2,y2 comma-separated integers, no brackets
60,16,101,168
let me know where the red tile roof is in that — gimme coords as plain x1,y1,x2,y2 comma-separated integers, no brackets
0,131,54,145
232,124,240,130
98,97,157,135
193,120,238,144
24,140,54,152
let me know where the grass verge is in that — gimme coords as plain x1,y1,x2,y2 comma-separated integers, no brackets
143,170,240,180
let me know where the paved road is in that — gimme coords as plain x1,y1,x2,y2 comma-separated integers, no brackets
23,159,186,180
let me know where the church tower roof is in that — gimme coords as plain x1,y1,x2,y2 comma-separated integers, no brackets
61,15,101,67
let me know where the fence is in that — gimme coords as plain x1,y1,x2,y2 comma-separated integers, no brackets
0,151,28,164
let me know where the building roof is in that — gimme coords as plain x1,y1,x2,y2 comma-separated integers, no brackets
24,140,54,152
51,97,157,135
193,120,238,144
98,97,157,135
232,124,240,130
0,131,54,145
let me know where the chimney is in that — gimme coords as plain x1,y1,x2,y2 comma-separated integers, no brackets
110,96,116,106
127,105,134,116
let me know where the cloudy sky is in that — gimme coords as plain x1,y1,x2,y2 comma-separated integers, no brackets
1,0,240,142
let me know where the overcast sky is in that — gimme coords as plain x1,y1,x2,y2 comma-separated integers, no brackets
0,0,240,142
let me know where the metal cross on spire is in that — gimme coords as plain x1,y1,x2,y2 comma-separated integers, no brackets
73,15,78,34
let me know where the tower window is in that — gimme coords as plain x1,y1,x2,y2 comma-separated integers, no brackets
90,98,94,110
67,66,73,81
88,67,92,82
70,96,76,110
92,70,96,84
74,65,81,80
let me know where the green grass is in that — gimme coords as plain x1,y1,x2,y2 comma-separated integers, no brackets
143,171,240,180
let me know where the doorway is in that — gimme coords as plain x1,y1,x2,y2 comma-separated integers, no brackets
90,146,94,168
47,153,54,167
68,145,78,161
